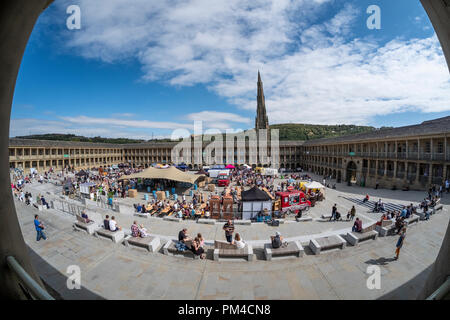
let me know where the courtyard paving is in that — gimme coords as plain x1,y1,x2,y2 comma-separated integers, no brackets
17,175,450,299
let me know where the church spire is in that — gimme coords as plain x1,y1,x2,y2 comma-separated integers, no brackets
255,71,269,130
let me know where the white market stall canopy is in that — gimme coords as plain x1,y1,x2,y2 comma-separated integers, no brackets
119,166,203,185
305,181,325,189
80,182,96,194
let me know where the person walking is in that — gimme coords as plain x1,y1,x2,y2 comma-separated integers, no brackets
394,227,406,260
34,214,47,241
347,205,356,221
330,204,337,221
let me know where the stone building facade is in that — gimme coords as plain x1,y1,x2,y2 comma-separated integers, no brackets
301,117,450,190
7,73,450,190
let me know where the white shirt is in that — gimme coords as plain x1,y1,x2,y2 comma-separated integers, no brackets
109,219,117,231
235,240,245,249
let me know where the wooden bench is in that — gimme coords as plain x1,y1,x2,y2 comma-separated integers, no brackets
309,235,346,255
375,220,395,237
73,215,99,235
213,240,253,262
123,235,160,252
163,239,201,259
94,228,125,243
264,241,304,260
404,215,419,226
347,228,378,246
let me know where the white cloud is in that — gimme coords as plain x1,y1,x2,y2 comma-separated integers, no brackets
10,112,249,139
55,0,449,126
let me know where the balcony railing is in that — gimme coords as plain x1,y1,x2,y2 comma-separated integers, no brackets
396,171,405,179
6,256,54,300
431,176,443,184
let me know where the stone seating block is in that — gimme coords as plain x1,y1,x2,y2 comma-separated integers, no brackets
163,240,200,259
375,223,395,237
414,211,426,220
134,213,149,218
73,216,99,235
309,235,346,255
234,220,251,225
124,235,160,252
264,241,304,261
347,230,378,246
163,216,182,222
296,216,313,222
213,240,253,261
197,218,216,225
405,215,419,226
94,228,124,243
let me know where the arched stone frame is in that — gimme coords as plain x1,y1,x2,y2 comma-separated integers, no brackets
0,0,448,300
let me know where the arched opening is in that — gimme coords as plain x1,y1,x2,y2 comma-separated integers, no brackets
346,161,357,185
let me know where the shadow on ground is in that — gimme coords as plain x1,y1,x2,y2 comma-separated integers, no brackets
28,246,104,300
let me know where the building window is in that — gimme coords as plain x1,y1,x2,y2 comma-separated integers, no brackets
436,141,444,154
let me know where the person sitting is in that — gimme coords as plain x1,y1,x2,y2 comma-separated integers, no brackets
270,231,284,249
109,216,122,232
372,202,379,213
191,237,205,259
178,228,191,244
335,211,342,221
103,215,110,230
197,233,205,247
136,203,142,213
233,233,246,249
376,214,386,226
378,199,385,212
176,228,191,251
363,194,369,203
204,210,210,219
138,224,149,237
352,218,362,232
40,195,50,209
131,221,140,237
81,210,92,223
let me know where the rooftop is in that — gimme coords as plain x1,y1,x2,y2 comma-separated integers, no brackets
303,116,450,146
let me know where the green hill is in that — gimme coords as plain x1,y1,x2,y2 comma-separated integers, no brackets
14,124,385,144
13,134,147,144
270,123,378,141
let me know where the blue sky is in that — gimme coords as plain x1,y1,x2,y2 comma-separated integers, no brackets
11,0,450,139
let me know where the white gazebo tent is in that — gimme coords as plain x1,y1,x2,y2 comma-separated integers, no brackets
305,181,326,194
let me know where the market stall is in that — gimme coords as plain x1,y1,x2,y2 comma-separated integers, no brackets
241,186,272,220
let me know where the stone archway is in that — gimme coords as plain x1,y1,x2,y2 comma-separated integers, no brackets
346,161,357,184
